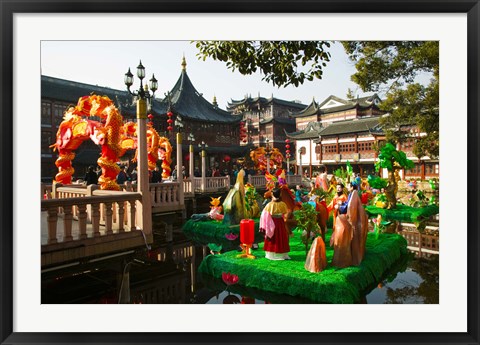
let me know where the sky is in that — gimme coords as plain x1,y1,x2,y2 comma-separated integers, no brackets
41,41,368,109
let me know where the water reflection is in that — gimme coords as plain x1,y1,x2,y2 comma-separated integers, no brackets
42,220,438,304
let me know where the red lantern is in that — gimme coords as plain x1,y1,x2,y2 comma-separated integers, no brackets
224,155,231,162
167,126,173,131
185,155,190,161
285,139,290,143
285,144,290,149
167,118,173,124
167,111,173,117
286,150,290,154
240,219,255,246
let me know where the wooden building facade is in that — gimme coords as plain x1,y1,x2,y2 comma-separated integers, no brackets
287,94,439,180
41,58,244,181
227,95,305,154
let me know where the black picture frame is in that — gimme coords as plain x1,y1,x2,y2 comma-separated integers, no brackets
1,1,479,344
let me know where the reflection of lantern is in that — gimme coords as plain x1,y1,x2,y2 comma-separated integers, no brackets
237,219,255,259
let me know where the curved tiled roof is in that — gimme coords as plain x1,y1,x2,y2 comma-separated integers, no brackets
286,116,384,140
260,116,295,125
41,75,137,117
161,70,239,124
318,116,383,136
289,98,319,118
227,95,305,111
290,94,383,118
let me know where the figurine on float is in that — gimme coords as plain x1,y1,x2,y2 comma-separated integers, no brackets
190,196,224,222
259,188,291,260
304,233,327,273
223,169,246,225
331,181,369,267
326,182,348,246
314,164,329,191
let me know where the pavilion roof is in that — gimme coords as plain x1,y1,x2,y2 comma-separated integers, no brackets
227,94,306,111
161,68,239,124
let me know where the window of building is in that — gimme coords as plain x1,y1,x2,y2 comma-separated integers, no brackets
425,163,439,175
322,145,336,154
53,103,67,125
406,164,422,175
41,130,52,154
41,102,52,125
358,141,373,151
339,142,355,153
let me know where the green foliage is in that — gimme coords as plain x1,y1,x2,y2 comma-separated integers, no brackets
244,183,258,212
367,175,388,189
375,143,415,172
194,41,331,87
343,41,439,159
293,203,320,239
333,166,349,182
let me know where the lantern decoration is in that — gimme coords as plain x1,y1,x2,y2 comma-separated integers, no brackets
237,219,256,259
184,154,190,161
167,111,173,132
285,138,291,159
224,155,231,163
239,121,247,143
147,113,154,125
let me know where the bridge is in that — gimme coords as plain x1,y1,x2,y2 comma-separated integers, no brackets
40,175,302,269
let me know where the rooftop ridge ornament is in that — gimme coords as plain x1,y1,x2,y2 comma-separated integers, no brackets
181,55,187,71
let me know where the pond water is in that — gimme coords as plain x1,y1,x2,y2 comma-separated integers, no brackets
41,226,439,304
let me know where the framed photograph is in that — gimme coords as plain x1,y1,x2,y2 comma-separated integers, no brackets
1,1,479,344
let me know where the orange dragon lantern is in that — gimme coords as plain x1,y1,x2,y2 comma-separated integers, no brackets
51,94,172,190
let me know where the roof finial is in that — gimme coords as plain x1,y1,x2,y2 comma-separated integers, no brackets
181,54,187,71
212,95,218,107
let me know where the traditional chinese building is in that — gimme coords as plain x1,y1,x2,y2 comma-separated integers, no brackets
41,57,244,181
227,95,306,155
287,94,439,180
150,57,243,175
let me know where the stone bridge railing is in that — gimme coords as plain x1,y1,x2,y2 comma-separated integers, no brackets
192,176,229,193
41,190,148,267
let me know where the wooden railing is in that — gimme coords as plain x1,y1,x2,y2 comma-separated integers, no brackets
397,223,439,258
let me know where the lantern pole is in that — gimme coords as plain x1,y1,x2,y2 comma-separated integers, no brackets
188,133,195,180
124,61,157,238
298,148,303,178
199,141,208,192
265,137,271,174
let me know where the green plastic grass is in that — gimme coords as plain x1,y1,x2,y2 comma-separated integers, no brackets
182,218,263,250
365,204,439,222
198,230,408,303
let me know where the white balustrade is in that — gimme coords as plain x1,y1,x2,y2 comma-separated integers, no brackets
41,192,142,246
